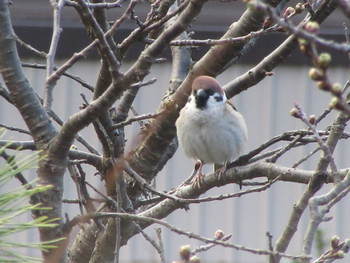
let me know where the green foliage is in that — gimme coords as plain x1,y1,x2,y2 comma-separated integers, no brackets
315,229,327,256
0,134,60,263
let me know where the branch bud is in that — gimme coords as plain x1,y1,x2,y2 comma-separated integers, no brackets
336,250,345,258
283,7,295,17
290,107,301,118
309,68,324,81
317,81,331,91
331,235,340,249
304,21,320,34
298,38,309,53
246,1,257,10
332,83,342,97
295,3,303,13
263,17,273,29
308,114,316,125
179,245,191,260
329,97,343,110
215,230,225,240
317,53,332,69
190,255,201,263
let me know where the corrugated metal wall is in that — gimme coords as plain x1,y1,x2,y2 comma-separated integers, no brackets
1,60,350,262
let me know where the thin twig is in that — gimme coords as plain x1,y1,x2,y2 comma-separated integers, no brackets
44,0,65,110
68,212,312,261
0,124,31,135
15,34,47,57
170,25,279,47
22,62,94,91
113,111,163,129
303,171,350,257
156,228,166,263
293,103,339,178
133,224,165,263
0,82,13,104
266,134,304,163
191,233,232,255
313,238,350,262
292,147,321,168
252,0,350,53
85,181,118,209
172,175,281,204
46,0,138,87
64,0,123,9
124,162,187,205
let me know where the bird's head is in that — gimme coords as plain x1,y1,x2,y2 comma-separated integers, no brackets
190,76,227,110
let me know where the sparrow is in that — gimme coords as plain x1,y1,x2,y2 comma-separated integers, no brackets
175,76,248,186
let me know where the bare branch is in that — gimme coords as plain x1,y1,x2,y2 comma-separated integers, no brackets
75,0,121,80
156,228,166,263
0,123,31,135
70,211,312,261
0,140,36,150
65,0,123,9
313,238,350,263
303,171,350,257
44,0,65,110
22,62,94,91
113,111,164,129
170,25,279,47
292,104,339,179
15,34,47,57
273,103,350,263
191,232,232,255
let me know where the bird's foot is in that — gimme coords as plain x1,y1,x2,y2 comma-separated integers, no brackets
180,161,201,187
216,162,228,181
192,172,204,188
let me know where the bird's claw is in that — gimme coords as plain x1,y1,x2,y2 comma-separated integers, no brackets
192,173,204,188
217,167,225,181
216,162,228,181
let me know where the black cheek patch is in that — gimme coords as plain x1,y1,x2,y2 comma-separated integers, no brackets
214,95,223,102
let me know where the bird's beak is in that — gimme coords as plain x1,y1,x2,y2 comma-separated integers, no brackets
195,89,209,109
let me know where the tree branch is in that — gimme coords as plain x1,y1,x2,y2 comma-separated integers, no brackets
44,0,65,110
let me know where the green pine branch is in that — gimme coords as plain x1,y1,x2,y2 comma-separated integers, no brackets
0,130,63,263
